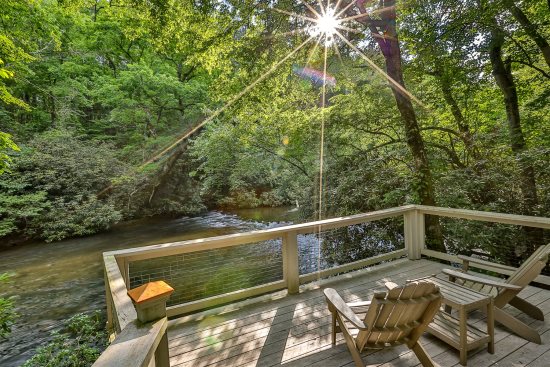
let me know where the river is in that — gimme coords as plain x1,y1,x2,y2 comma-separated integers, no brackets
0,207,300,366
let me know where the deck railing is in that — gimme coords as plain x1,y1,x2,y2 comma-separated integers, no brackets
97,205,550,366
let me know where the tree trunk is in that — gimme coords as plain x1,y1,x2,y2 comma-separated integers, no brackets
504,0,550,69
433,65,476,156
488,26,544,247
354,0,445,252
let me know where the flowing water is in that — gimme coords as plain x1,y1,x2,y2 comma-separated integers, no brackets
0,207,299,366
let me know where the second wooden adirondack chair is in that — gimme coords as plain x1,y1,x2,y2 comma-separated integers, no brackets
324,281,442,367
443,243,550,344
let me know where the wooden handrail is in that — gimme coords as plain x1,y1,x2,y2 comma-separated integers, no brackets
107,205,413,262
415,205,550,228
101,257,171,367
104,254,136,333
92,318,167,367
108,205,550,263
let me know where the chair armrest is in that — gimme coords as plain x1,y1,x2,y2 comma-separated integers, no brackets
324,288,367,330
385,282,399,290
442,269,522,290
348,301,371,313
457,255,518,272
347,301,372,308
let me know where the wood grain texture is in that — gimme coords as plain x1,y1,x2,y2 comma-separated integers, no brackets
93,318,167,367
165,259,550,367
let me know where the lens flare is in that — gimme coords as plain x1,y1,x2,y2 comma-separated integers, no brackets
310,7,340,45
316,8,339,37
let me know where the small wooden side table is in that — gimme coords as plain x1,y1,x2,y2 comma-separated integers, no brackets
425,276,494,366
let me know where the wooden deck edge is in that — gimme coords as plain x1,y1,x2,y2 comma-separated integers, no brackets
166,280,287,317
104,254,137,333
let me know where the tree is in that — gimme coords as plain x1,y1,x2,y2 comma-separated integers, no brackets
342,0,444,251
488,23,544,245
0,132,18,174
502,0,550,70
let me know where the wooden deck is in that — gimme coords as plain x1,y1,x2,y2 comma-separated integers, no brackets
166,258,550,367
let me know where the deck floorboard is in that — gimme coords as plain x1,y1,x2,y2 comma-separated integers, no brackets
167,259,550,366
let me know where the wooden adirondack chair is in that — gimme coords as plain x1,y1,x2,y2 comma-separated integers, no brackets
443,243,550,344
324,281,442,367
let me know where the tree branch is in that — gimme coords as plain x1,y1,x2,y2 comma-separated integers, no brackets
510,59,550,80
249,142,313,180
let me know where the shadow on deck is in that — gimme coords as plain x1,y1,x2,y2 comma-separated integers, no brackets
166,259,550,367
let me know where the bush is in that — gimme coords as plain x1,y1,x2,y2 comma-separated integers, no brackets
0,273,17,339
0,130,125,242
22,312,107,367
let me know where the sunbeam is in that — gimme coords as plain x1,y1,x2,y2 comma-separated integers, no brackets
339,12,372,22
339,5,398,22
317,31,330,282
333,30,427,108
335,0,358,18
316,0,326,15
317,8,338,37
305,34,324,66
273,6,357,39
273,7,317,23
298,0,323,18
139,35,316,169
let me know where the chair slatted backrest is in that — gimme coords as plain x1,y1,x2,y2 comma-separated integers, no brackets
506,244,550,287
356,281,441,351
493,243,550,306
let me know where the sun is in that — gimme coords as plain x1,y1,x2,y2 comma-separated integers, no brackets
305,6,341,45
315,7,339,38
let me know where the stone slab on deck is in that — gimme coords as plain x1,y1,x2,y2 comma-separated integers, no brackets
166,259,550,367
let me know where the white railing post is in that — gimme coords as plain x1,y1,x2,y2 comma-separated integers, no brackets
404,208,425,260
282,231,300,294
128,281,174,367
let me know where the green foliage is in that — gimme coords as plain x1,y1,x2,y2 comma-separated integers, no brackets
321,219,405,266
0,131,19,174
0,0,548,251
39,196,121,242
0,273,17,339
0,130,124,242
22,312,107,367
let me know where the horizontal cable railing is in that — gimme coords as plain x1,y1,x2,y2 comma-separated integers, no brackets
106,205,413,317
298,217,405,276
129,239,284,307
